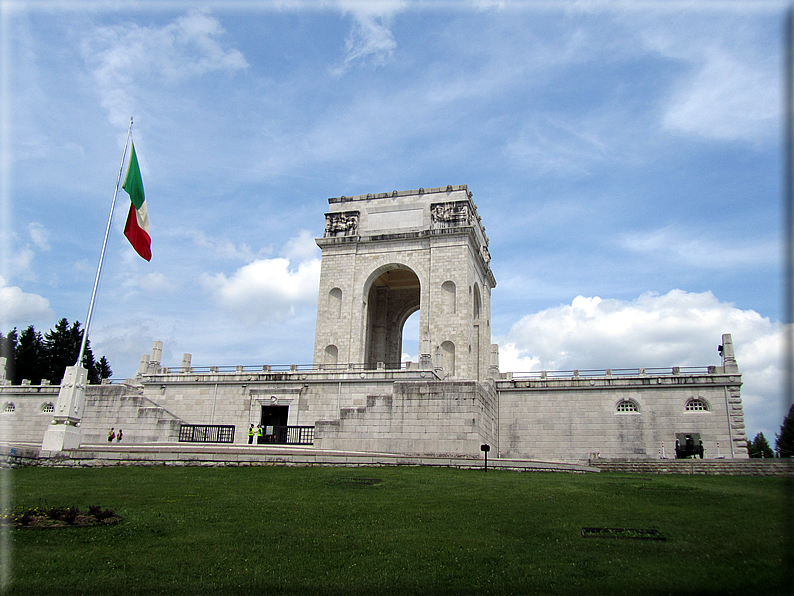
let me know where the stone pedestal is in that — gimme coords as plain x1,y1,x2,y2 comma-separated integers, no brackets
41,423,82,452
41,365,87,452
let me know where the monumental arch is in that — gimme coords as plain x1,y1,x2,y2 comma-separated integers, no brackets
0,184,748,462
313,185,497,380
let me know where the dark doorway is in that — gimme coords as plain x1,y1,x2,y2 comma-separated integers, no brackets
260,406,289,443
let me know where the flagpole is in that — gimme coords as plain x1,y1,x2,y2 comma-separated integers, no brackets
76,117,134,367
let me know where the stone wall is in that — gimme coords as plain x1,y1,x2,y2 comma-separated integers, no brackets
0,383,183,447
589,459,792,475
315,380,497,457
495,368,747,462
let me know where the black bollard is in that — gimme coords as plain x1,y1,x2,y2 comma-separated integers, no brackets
481,444,490,472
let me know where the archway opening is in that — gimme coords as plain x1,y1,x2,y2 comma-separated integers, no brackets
365,267,420,369
401,310,420,363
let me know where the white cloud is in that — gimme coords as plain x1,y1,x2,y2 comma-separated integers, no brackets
123,272,180,295
27,222,49,252
178,228,258,261
663,47,777,143
282,230,320,262
634,15,778,144
498,289,783,440
81,9,248,127
620,226,778,270
0,277,53,328
202,256,321,325
331,1,404,75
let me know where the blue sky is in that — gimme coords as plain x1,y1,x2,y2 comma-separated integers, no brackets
0,1,787,442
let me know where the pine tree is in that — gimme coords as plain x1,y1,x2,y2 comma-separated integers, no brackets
98,356,113,381
775,404,794,458
44,318,79,384
0,329,17,383
748,432,775,458
15,325,44,385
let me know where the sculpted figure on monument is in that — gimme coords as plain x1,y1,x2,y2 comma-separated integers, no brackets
324,211,359,237
431,201,470,228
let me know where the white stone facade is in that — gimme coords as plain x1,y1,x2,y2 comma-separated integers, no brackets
313,185,495,381
0,185,749,462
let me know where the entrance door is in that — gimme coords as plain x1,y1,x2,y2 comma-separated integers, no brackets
260,406,289,443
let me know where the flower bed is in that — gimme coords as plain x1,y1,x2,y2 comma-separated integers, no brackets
3,505,122,528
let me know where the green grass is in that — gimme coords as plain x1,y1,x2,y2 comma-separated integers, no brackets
3,466,788,595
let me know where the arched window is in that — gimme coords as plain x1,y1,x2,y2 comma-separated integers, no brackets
329,288,342,318
40,402,54,414
685,398,710,412
324,345,338,366
616,399,639,413
473,284,481,319
441,341,455,377
441,281,456,314
3,402,15,413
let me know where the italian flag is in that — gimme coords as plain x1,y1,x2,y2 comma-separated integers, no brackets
122,141,151,261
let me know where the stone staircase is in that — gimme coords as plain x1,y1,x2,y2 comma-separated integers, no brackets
79,384,184,445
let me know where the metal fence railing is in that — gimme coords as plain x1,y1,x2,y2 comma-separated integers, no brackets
255,426,314,446
178,424,235,443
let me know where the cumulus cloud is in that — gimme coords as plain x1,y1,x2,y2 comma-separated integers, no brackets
81,9,248,127
0,277,53,328
202,255,321,325
282,230,320,262
498,289,783,439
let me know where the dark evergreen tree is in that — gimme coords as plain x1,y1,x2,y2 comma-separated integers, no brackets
43,319,101,384
15,325,44,385
775,404,794,458
98,356,113,380
44,318,79,384
4,319,111,386
748,432,775,458
0,329,17,383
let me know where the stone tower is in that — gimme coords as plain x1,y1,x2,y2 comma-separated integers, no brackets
313,185,496,380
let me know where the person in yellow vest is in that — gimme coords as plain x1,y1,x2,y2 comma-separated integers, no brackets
256,424,264,445
247,424,255,444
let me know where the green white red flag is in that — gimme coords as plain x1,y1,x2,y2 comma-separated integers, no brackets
122,141,151,261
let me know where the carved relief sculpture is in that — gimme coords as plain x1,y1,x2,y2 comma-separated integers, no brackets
324,211,359,237
430,201,471,229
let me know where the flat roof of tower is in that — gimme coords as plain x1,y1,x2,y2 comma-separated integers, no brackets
328,184,469,204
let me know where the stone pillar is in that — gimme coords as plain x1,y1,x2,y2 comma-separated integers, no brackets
180,353,192,373
137,354,149,377
41,365,87,452
0,356,6,384
147,341,163,374
721,333,739,373
419,338,433,370
488,344,500,378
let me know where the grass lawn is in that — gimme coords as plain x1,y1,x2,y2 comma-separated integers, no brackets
3,465,788,595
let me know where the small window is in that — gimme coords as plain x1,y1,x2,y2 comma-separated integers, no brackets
616,399,639,413
3,403,15,413
686,398,710,412
41,403,54,414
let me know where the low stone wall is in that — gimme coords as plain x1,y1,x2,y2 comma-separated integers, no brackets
590,458,793,475
0,445,596,473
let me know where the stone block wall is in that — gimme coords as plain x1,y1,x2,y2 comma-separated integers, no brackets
0,383,184,446
314,380,497,456
495,370,747,462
